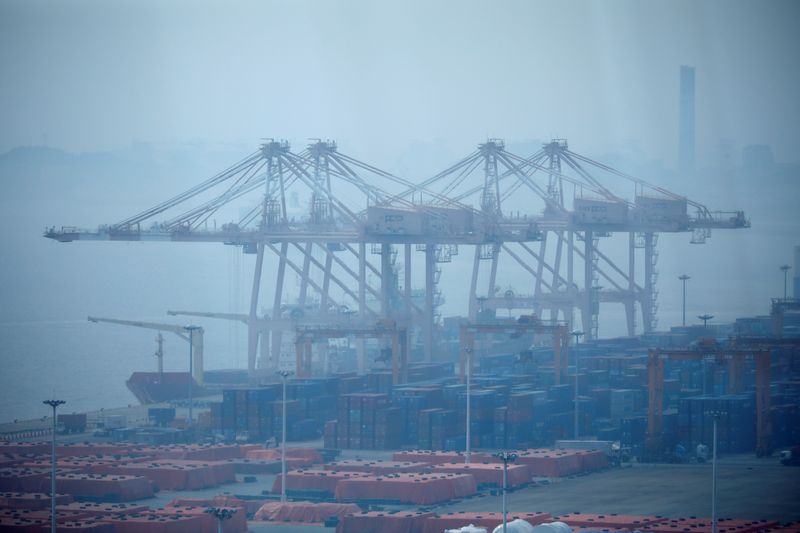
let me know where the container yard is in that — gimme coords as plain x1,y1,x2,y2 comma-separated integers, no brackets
15,133,800,530
1,313,799,531
4,2,800,531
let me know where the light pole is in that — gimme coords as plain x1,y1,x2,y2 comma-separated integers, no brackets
276,370,294,502
184,325,202,430
43,399,65,533
709,410,725,533
464,345,473,465
571,330,584,439
494,451,518,533
698,314,713,329
679,275,690,326
205,507,236,533
780,265,791,300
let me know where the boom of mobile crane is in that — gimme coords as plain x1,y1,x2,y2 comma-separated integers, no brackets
87,316,204,385
167,310,249,324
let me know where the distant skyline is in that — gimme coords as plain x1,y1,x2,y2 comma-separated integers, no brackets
1,0,799,166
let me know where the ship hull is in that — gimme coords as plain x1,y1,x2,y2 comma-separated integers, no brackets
126,372,210,404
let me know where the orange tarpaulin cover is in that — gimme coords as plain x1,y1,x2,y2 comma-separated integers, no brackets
101,512,206,533
421,512,551,533
93,460,235,490
253,501,360,522
324,460,431,475
514,450,582,477
431,462,531,487
272,469,373,494
155,506,247,533
51,473,154,501
336,511,436,533
245,447,322,467
0,492,73,510
334,472,477,505
391,450,494,465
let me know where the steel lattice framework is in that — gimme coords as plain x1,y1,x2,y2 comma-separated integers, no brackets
45,138,748,375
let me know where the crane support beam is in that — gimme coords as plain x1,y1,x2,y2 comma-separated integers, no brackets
646,345,771,458
458,318,568,384
295,321,408,383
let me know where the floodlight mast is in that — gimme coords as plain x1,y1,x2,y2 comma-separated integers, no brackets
679,275,690,326
277,370,294,502
43,399,66,533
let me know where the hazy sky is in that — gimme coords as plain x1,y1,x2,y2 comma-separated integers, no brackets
1,0,799,165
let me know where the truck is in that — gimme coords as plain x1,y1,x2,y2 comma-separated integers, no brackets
779,446,800,466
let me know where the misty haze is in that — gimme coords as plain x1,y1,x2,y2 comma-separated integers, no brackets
0,1,798,532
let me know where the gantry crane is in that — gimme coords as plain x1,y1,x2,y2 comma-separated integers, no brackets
770,298,800,336
388,139,748,340
458,315,569,384
646,341,770,457
87,316,204,385
294,320,408,383
47,137,747,372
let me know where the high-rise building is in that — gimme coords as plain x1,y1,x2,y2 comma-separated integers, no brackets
679,65,695,172
794,245,799,299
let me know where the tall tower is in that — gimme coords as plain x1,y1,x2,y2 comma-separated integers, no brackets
794,245,800,299
679,65,695,172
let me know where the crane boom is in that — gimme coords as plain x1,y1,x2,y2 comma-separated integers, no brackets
167,310,249,324
87,316,204,384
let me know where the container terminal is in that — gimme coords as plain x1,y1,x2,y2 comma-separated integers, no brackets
4,139,796,532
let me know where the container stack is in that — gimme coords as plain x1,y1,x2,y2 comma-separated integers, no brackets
677,394,756,453
419,409,459,450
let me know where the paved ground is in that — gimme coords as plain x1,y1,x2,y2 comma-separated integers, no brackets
431,456,800,523
143,454,800,531
7,413,797,529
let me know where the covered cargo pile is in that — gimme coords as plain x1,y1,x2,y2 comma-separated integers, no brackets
552,513,665,530
244,446,322,468
430,462,531,488
641,517,781,533
336,510,437,533
57,502,150,517
0,516,116,531
91,459,235,491
101,511,209,533
334,472,477,504
393,448,607,477
421,512,552,533
153,505,247,533
323,459,431,475
0,491,73,510
49,473,154,502
253,501,360,523
271,469,374,497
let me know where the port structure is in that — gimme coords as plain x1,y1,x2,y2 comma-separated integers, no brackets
387,139,749,341
458,315,569,385
47,138,748,374
294,320,408,383
770,298,800,336
88,316,204,385
646,341,771,457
